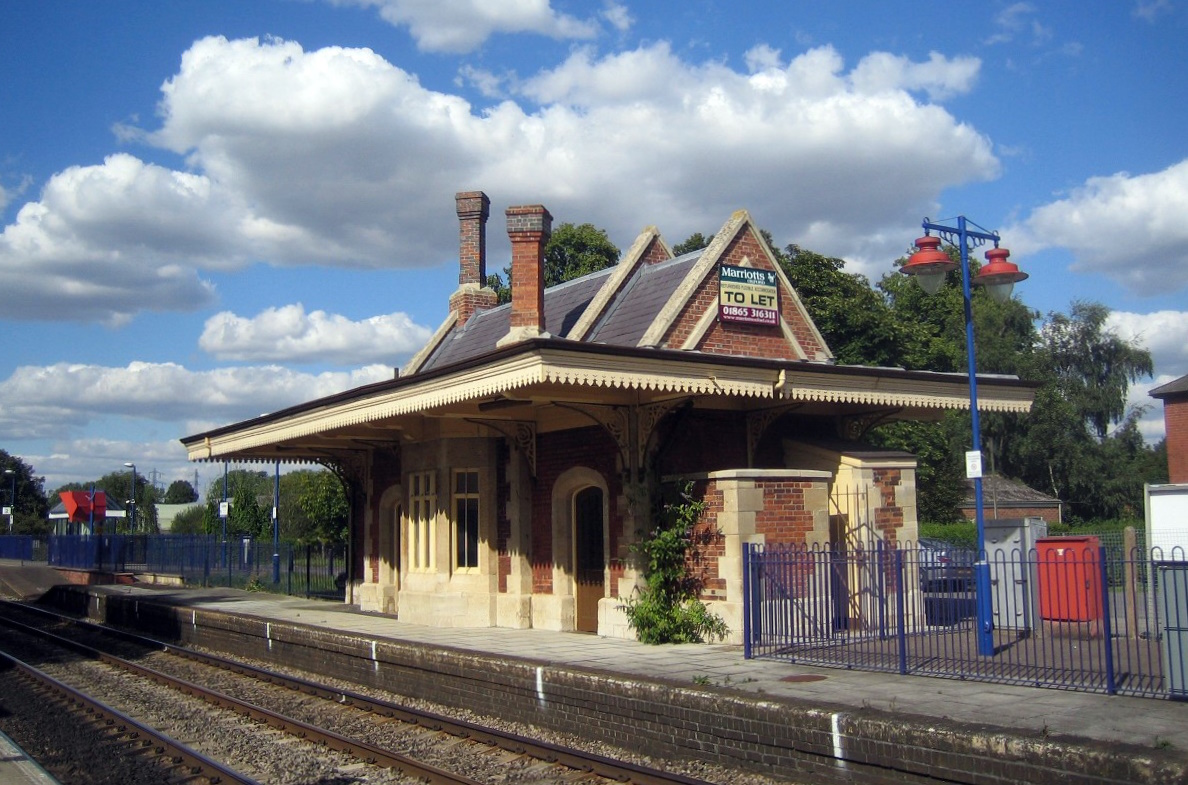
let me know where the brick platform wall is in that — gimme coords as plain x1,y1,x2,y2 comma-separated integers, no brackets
56,585,1178,785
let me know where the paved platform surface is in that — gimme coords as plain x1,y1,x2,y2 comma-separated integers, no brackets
1,560,1185,753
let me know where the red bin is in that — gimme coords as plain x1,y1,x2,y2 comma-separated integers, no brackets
1036,537,1102,622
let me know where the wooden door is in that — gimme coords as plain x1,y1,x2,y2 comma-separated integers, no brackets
574,487,605,633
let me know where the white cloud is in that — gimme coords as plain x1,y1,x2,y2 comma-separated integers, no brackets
1008,160,1188,296
600,2,633,33
1107,310,1188,445
1133,0,1173,22
850,51,981,102
0,361,392,440
986,3,1052,46
199,304,433,364
0,154,220,324
1108,310,1188,381
1,36,999,323
328,0,599,52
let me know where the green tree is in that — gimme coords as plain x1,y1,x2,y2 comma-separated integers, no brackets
488,222,621,304
230,482,269,539
294,470,350,544
57,469,159,534
164,479,199,504
1035,301,1154,440
781,244,905,367
672,232,711,256
168,504,207,535
0,450,49,534
1003,302,1157,521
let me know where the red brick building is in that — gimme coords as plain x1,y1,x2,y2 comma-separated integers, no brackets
1152,375,1188,484
182,192,1034,641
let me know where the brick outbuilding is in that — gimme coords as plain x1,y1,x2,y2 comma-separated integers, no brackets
1152,374,1188,483
182,192,1034,642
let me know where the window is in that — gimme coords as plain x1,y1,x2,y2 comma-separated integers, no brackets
409,471,436,571
453,469,480,570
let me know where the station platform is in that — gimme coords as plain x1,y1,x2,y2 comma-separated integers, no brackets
2,560,1186,785
0,726,58,784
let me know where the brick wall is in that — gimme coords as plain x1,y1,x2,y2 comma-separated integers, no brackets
495,442,510,593
656,412,748,475
754,480,821,543
662,230,827,359
532,426,621,594
1166,396,1188,483
642,234,672,265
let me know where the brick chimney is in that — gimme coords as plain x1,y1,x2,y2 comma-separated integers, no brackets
449,191,498,326
497,204,552,347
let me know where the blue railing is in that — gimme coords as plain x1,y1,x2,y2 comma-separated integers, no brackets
42,534,347,599
0,535,35,561
744,540,1188,699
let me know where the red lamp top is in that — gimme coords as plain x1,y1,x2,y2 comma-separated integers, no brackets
903,235,958,276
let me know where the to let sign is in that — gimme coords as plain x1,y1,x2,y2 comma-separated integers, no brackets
719,264,778,325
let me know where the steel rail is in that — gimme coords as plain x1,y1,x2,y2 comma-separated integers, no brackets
0,648,262,785
0,611,485,785
0,599,713,785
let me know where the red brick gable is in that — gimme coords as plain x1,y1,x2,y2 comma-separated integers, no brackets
660,227,829,361
641,234,673,265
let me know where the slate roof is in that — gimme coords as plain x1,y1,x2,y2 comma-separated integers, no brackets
419,251,703,372
1151,374,1188,399
587,252,701,346
963,475,1061,507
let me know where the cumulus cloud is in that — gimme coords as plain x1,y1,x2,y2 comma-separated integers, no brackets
328,0,599,52
600,2,633,33
2,36,998,323
199,304,433,364
1108,310,1188,381
0,154,220,324
1106,310,1188,444
1008,160,1188,296
0,361,392,440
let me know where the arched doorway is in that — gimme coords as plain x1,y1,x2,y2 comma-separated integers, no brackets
574,486,605,633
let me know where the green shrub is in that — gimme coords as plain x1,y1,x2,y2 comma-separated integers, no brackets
619,483,729,644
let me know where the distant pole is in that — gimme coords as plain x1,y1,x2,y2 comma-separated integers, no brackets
4,469,15,534
221,461,228,543
272,461,281,583
124,462,137,533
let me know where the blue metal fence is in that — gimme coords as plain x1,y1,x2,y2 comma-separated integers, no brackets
743,540,1188,699
43,534,347,599
0,535,34,561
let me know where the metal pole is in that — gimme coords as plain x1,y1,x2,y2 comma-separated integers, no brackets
7,470,15,534
918,216,999,657
955,216,995,657
273,460,280,583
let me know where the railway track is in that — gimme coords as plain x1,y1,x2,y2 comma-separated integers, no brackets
0,599,721,785
0,648,261,785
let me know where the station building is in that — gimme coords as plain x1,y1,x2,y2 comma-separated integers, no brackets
181,192,1033,642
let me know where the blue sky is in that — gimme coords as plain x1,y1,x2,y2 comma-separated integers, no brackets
2,0,1186,494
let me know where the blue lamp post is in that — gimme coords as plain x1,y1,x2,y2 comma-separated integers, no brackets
4,468,14,534
903,216,1027,657
272,460,281,584
124,462,137,533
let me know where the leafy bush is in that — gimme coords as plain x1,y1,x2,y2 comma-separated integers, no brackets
619,483,728,644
